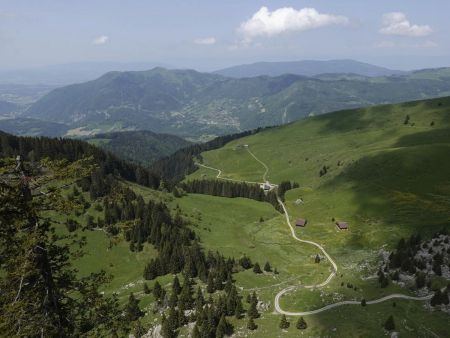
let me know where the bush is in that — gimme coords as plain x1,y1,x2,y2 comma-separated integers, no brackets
279,315,290,329
65,218,80,232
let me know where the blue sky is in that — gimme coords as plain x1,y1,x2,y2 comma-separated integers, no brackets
0,0,448,70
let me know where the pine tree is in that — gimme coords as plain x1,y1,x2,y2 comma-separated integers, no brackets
143,283,151,294
177,301,187,327
264,261,272,272
207,273,216,293
279,314,290,329
180,278,194,309
253,262,262,274
247,294,259,319
172,275,182,295
384,315,395,331
125,293,144,321
234,299,244,319
161,310,177,338
215,314,228,338
296,317,307,330
169,292,179,308
195,286,205,308
224,276,233,293
247,317,257,330
153,281,163,301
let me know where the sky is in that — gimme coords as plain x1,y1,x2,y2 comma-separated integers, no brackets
0,0,448,71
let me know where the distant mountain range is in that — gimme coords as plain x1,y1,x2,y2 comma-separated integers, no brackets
21,66,450,140
214,59,404,78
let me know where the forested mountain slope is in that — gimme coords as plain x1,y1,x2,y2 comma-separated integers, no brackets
86,130,191,166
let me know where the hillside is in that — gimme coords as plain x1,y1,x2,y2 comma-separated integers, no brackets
86,130,190,166
189,96,450,235
26,67,450,140
215,59,402,78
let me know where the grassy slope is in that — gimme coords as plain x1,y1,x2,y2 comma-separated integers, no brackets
185,96,450,336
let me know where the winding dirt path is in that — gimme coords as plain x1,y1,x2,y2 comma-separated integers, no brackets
275,291,433,316
195,146,432,316
246,147,269,182
195,162,262,185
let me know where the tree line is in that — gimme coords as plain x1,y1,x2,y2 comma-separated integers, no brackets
277,180,299,201
179,179,282,212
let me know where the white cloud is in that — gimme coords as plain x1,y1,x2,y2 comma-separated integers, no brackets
194,37,216,45
380,12,432,37
238,6,349,42
92,35,109,45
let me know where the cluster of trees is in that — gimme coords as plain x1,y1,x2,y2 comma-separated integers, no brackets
238,255,275,275
151,128,271,183
277,180,299,201
384,232,450,289
279,315,307,330
180,179,281,212
151,275,248,338
0,131,161,189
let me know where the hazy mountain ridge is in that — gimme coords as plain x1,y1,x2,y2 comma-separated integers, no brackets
25,67,450,140
215,59,404,78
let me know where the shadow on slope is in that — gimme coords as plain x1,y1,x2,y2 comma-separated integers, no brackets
315,96,450,136
322,128,450,249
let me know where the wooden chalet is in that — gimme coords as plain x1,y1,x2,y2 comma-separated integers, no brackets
336,221,348,230
295,218,307,227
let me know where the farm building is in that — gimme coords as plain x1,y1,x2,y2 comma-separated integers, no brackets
336,222,348,230
296,219,307,227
